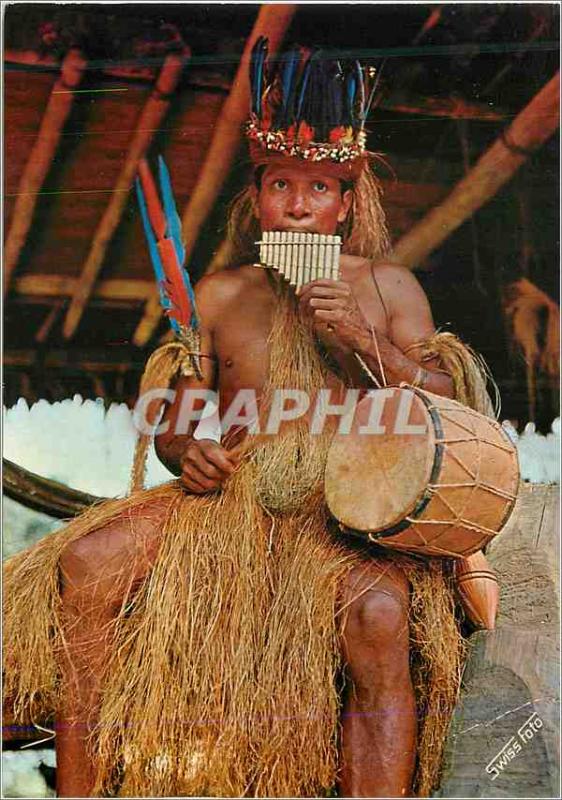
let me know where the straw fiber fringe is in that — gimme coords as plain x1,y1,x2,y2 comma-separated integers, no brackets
94,479,356,797
401,555,465,796
250,282,336,513
2,485,177,727
410,331,499,418
130,342,199,493
4,289,465,797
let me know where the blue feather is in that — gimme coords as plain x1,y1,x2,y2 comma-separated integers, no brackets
135,177,174,327
157,156,199,331
354,61,365,122
346,70,356,126
158,156,185,266
332,62,344,129
280,47,299,124
250,38,261,116
252,36,268,118
295,54,312,123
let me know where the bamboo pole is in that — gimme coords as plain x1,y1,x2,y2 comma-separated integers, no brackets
3,48,87,295
391,72,560,269
132,4,297,347
62,51,189,341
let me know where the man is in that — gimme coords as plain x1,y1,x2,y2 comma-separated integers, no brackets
154,157,454,797
4,42,490,798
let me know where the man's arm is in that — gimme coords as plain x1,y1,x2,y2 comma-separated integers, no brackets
154,273,239,491
351,265,454,396
298,264,454,398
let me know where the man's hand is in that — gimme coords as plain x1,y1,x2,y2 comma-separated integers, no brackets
298,277,369,352
180,439,239,494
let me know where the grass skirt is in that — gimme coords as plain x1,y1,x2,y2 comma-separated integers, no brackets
3,290,470,796
3,461,464,797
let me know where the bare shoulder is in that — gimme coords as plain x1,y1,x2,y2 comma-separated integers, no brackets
372,262,425,296
194,265,264,323
371,262,431,315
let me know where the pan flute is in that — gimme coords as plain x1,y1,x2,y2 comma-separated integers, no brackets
255,231,342,290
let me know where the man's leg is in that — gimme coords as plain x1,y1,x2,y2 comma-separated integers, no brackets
339,562,417,798
56,500,166,797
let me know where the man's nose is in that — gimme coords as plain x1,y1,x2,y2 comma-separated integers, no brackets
287,189,310,219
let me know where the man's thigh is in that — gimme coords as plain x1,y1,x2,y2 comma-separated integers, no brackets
59,496,170,608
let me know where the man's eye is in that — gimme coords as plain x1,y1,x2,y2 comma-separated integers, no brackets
273,179,287,190
313,181,328,192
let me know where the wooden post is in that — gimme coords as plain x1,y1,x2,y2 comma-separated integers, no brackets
391,72,560,269
438,483,560,797
3,48,87,295
62,51,189,341
2,458,102,518
132,3,297,347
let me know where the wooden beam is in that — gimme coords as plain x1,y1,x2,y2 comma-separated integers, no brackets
4,349,141,373
62,50,189,341
482,10,550,96
0,48,529,122
3,48,87,295
3,458,103,518
5,48,230,92
391,72,560,269
132,3,297,347
381,92,506,121
13,274,154,301
35,297,65,344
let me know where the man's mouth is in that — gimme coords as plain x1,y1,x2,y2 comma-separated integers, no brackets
273,227,318,234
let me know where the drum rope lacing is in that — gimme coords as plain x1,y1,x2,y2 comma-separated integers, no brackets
402,403,518,549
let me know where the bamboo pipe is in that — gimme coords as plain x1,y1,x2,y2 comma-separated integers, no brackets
391,71,560,269
132,4,297,347
62,51,189,340
4,48,87,295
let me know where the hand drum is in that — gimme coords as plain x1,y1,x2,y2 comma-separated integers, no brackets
324,387,519,558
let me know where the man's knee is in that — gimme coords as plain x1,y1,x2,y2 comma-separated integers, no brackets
60,500,166,600
343,565,410,648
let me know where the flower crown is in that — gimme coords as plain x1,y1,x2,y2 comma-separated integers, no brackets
247,37,379,166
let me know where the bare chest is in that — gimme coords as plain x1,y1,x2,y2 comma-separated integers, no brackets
211,267,390,403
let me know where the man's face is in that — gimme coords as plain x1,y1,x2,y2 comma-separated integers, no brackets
252,162,353,235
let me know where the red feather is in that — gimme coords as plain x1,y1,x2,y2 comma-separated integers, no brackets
158,239,192,328
297,121,314,144
138,160,166,239
329,125,347,143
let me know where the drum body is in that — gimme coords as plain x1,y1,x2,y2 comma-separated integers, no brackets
325,387,520,558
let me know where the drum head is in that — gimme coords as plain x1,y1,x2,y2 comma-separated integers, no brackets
325,387,436,533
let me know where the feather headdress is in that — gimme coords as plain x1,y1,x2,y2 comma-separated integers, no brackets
247,37,381,175
136,156,202,379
